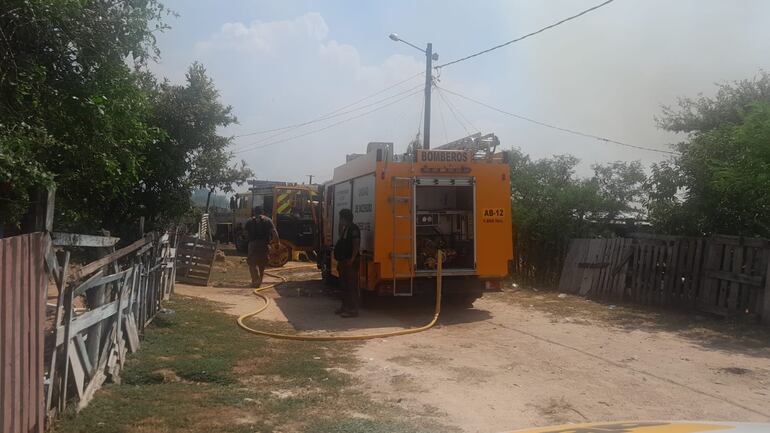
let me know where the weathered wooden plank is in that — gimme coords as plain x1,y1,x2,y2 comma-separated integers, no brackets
645,242,657,304
594,239,612,297
59,286,74,413
605,239,622,297
53,296,130,347
628,232,685,241
75,268,133,297
717,244,733,309
45,251,69,414
635,243,648,303
611,240,628,300
20,233,29,433
727,246,745,313
67,344,85,399
704,269,763,287
664,240,679,305
557,239,580,293
759,250,770,325
32,232,46,433
578,261,610,269
73,334,93,379
124,315,140,354
678,239,692,304
69,237,150,281
11,236,22,433
52,232,120,248
699,240,721,310
690,239,705,307
709,235,769,249
658,242,668,304
740,247,757,312
1,237,10,433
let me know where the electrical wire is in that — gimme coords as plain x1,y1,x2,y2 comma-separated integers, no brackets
234,72,424,138
236,83,425,150
436,0,616,70
436,84,450,145
437,85,679,155
436,86,477,137
234,89,423,155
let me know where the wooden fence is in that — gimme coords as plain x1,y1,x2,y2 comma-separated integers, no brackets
175,235,216,286
44,231,177,421
558,234,770,323
1,233,48,433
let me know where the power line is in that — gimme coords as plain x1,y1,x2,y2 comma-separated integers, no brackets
436,87,472,137
436,85,450,145
415,90,425,138
234,72,424,138
437,85,679,155
436,86,479,135
234,89,423,155
436,0,616,69
235,83,424,149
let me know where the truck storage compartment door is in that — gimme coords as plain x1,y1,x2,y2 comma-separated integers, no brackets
414,177,476,274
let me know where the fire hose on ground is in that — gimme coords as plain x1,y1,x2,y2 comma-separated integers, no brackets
236,251,444,341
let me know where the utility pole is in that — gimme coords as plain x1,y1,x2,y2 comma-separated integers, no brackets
423,43,433,150
389,33,437,150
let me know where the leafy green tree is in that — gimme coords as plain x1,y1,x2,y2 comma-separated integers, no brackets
590,160,646,221
1,1,251,237
0,0,168,233
137,62,243,224
647,72,770,237
509,149,645,284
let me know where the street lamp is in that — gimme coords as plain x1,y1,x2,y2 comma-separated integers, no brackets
389,33,438,150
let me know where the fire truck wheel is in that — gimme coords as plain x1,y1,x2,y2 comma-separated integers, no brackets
268,242,290,267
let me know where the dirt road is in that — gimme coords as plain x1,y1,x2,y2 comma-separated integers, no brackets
177,261,770,433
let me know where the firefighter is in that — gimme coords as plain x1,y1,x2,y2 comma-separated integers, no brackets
245,206,279,288
334,208,360,317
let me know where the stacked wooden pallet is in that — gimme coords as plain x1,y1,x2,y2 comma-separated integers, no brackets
175,235,217,286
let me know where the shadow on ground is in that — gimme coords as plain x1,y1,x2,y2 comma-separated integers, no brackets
495,287,770,359
269,276,491,333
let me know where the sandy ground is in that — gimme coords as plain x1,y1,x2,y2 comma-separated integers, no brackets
177,259,770,433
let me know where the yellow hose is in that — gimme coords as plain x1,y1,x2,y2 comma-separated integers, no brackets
236,251,443,341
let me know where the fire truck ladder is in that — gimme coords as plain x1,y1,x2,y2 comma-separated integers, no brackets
391,176,414,296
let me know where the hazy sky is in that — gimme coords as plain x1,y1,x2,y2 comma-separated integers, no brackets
151,0,770,186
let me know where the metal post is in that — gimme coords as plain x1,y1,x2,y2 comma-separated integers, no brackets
423,43,432,150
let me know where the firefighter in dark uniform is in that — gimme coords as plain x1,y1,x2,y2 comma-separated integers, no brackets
334,208,360,317
245,206,279,288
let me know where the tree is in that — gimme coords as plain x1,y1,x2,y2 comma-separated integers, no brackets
590,160,646,221
137,62,244,224
508,149,646,284
648,72,770,237
0,2,252,238
0,0,168,233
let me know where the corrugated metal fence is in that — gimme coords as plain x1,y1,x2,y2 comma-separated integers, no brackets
1,232,48,433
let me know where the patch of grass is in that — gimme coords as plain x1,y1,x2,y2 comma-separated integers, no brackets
54,295,453,433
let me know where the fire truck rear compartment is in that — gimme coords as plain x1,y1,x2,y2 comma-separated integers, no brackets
414,183,475,272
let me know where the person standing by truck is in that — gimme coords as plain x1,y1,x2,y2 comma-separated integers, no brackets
245,206,279,288
334,209,360,317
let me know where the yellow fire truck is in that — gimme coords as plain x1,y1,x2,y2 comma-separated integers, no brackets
233,182,320,267
318,135,512,305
